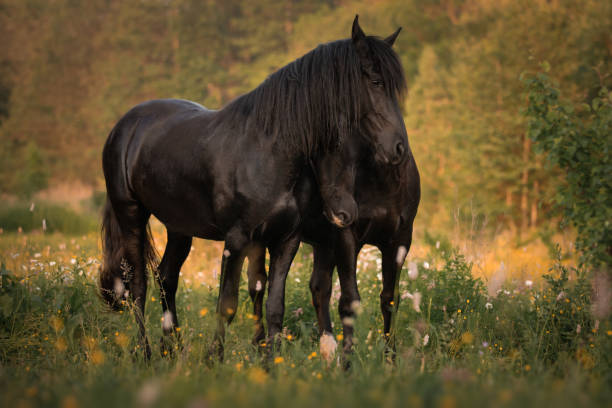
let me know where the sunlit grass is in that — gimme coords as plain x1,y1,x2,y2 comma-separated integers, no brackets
0,229,609,408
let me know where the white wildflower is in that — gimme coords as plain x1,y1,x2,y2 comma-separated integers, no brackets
423,261,430,269
412,292,422,313
485,302,493,310
423,334,429,346
319,333,337,364
162,310,174,331
525,280,533,288
407,262,418,280
350,300,362,315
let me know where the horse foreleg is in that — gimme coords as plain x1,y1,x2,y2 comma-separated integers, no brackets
265,235,300,352
336,229,360,368
380,239,410,361
309,244,335,336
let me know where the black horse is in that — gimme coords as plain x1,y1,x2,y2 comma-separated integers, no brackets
99,15,408,359
247,20,419,363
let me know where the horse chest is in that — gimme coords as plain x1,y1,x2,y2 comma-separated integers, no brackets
357,206,401,243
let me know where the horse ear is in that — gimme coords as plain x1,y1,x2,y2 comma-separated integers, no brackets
384,27,401,47
351,15,366,43
351,15,369,60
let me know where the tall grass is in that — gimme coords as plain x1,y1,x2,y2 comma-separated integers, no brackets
0,232,610,408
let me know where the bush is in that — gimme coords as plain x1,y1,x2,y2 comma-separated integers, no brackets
0,202,97,234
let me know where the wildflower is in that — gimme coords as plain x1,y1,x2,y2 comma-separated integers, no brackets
293,307,303,317
90,349,105,365
255,280,262,291
423,334,429,346
61,395,79,408
248,367,267,384
137,380,160,407
407,262,418,280
50,316,64,332
162,311,174,331
576,324,581,334
412,292,422,313
350,300,363,315
55,337,68,352
307,351,317,360
556,291,566,301
485,302,493,310
423,261,430,269
336,333,344,341
274,356,284,364
294,277,301,283
199,308,208,317
319,333,337,364
70,258,77,265
525,280,533,288
482,341,489,348
235,363,243,371
461,332,473,345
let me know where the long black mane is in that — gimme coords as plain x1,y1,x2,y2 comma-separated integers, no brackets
218,36,407,157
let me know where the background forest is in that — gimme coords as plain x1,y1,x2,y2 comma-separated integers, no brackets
1,0,610,235
1,2,611,407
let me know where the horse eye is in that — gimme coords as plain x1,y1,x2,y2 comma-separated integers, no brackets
371,79,383,87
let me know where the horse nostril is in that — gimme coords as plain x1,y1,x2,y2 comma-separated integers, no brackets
337,210,350,225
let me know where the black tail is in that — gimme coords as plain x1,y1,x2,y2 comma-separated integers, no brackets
99,198,158,311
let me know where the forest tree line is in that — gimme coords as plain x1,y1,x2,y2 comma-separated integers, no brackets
0,0,610,233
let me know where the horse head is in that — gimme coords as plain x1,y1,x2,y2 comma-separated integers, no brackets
351,15,408,166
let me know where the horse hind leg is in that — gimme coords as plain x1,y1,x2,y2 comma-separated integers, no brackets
246,245,267,346
113,200,156,360
156,231,192,357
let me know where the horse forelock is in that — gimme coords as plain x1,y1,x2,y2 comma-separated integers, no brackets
220,36,406,158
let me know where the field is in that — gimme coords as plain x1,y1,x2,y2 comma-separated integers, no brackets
1,226,610,408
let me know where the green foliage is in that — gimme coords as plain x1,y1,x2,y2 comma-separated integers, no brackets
524,73,612,266
17,141,48,198
0,202,97,234
0,233,611,407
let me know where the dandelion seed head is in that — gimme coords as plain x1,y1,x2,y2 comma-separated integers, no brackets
162,311,174,331
408,262,418,280
319,333,337,364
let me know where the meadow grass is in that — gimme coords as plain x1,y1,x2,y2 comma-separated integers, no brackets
0,231,610,408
